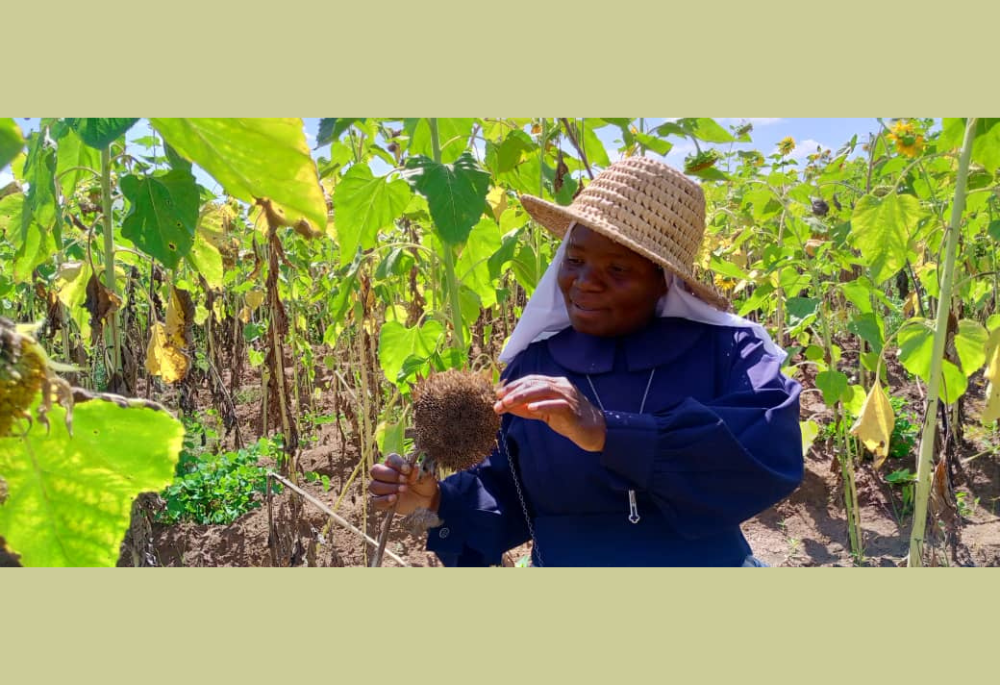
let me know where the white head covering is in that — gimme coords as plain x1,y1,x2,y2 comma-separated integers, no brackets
498,223,787,365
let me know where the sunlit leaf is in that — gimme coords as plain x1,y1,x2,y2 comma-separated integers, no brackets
185,228,224,289
850,382,895,468
800,420,820,457
0,398,183,566
145,287,193,384
456,217,502,309
149,118,327,233
332,164,412,265
850,193,922,284
405,118,474,164
954,319,989,375
120,168,199,270
0,118,24,171
378,319,445,387
54,128,101,201
897,318,969,403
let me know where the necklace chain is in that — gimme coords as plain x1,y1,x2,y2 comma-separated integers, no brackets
500,368,656,567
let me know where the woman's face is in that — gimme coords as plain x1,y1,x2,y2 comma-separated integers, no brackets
557,225,668,337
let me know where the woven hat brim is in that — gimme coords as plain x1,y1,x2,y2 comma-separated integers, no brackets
520,194,730,312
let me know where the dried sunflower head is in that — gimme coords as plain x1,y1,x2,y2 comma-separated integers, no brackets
0,318,76,437
411,369,500,472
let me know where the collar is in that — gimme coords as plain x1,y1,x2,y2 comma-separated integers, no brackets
545,317,706,375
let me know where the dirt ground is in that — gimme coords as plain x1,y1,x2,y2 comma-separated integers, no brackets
109,346,1000,569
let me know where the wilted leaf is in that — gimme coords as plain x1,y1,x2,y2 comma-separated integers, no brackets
850,382,895,468
145,287,193,384
0,397,183,566
84,273,122,334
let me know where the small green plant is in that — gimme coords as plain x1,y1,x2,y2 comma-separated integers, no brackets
303,470,332,492
888,396,919,459
885,467,917,516
158,436,282,525
955,490,979,519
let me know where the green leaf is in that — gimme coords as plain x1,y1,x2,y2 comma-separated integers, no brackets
403,153,491,245
405,118,475,164
186,228,224,289
0,118,24,171
120,168,200,270
0,398,183,566
847,312,885,354
378,319,445,387
332,164,412,265
317,118,363,147
634,132,673,156
785,297,819,325
486,130,535,175
456,217,502,309
709,256,749,281
65,118,138,149
815,370,850,406
897,318,969,403
954,319,989,375
688,118,735,143
488,229,521,280
840,277,875,314
579,124,610,168
988,220,1000,242
850,193,922,285
149,118,327,233
54,128,100,201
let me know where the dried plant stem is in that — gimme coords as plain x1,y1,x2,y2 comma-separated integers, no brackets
268,472,409,567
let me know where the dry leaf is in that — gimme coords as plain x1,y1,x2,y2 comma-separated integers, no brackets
850,382,895,468
145,287,193,384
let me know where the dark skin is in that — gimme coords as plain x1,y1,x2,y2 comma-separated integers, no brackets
368,225,668,515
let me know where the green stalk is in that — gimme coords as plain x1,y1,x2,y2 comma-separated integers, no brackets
908,118,978,567
101,147,122,380
429,118,466,352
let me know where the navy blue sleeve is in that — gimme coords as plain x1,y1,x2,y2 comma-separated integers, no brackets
598,329,803,539
424,361,531,567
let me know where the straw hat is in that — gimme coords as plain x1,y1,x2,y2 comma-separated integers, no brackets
519,156,728,311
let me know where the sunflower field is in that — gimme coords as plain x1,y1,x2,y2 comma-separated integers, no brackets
1,117,998,567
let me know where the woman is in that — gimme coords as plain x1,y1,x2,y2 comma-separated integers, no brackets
369,156,803,567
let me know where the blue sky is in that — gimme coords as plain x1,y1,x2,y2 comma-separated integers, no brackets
1,117,891,191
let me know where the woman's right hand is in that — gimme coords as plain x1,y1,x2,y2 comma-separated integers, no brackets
368,453,440,516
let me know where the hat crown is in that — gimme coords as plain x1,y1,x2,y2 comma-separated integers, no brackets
569,156,706,273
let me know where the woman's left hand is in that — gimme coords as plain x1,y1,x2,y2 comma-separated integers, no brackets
494,375,606,452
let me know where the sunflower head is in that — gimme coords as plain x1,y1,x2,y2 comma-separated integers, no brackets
778,137,796,156
887,120,925,158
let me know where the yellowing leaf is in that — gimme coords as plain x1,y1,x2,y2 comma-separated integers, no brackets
146,287,193,384
800,420,820,457
850,383,895,468
246,290,265,310
983,328,1000,424
145,323,188,384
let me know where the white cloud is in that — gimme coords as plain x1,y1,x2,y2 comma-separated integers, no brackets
721,117,783,127
0,171,12,187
